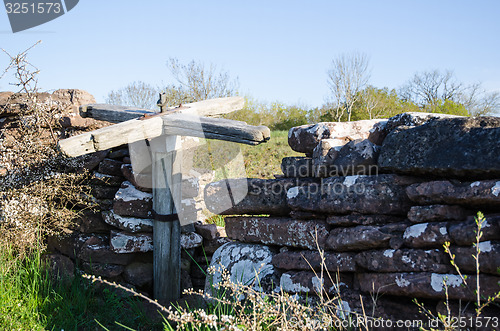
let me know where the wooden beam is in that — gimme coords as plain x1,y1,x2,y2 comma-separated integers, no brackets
79,96,245,123
59,107,269,157
162,114,271,145
58,116,163,157
59,97,250,157
80,104,154,123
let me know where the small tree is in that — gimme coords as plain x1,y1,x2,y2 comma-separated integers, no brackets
354,86,420,120
399,69,499,116
167,58,239,102
458,84,500,116
399,69,461,109
326,52,370,121
106,59,239,110
106,81,159,109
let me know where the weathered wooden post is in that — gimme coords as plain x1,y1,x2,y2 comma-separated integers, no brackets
58,97,270,304
150,135,182,301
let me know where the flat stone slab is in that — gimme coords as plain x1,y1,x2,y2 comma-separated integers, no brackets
102,210,153,233
108,148,129,160
407,205,470,223
110,230,203,253
289,211,327,220
281,157,314,177
449,214,500,245
313,138,380,177
90,172,124,187
379,117,500,177
272,250,356,272
77,234,136,265
180,232,204,249
383,112,461,132
110,231,154,253
82,262,125,278
451,241,500,275
205,242,278,297
326,214,404,227
48,232,93,259
113,181,153,218
287,174,420,216
406,180,500,208
279,271,351,295
403,222,451,248
326,225,392,251
357,272,500,301
91,186,119,199
288,119,387,155
225,217,329,250
355,248,451,273
204,178,319,216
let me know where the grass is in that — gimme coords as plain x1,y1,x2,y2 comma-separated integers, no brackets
205,214,226,228
240,130,302,179
0,244,47,330
201,130,298,228
2,212,499,330
89,246,352,331
0,243,162,330
0,129,300,330
191,130,301,181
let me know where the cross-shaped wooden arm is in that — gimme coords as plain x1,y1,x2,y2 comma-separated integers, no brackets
58,96,270,304
59,97,269,157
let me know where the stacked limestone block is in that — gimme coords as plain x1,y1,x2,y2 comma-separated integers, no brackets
47,146,157,290
0,89,229,294
205,113,500,321
48,142,229,294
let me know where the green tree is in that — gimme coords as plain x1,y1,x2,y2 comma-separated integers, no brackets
350,86,420,120
435,99,469,116
399,69,499,116
223,96,264,126
224,97,311,130
268,103,309,130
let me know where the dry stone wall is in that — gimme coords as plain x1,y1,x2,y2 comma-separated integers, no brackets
0,90,232,295
205,113,500,321
46,142,231,293
3,90,498,320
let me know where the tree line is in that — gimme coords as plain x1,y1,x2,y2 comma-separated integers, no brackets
107,54,500,130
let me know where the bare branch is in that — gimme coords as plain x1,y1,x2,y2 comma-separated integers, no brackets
399,69,499,115
167,58,239,102
326,52,370,121
106,81,159,109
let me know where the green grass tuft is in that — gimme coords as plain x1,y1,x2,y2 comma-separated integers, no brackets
0,244,162,330
240,130,301,179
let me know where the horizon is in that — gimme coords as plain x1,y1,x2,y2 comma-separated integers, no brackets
1,1,499,114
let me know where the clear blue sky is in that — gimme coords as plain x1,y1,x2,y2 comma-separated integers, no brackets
1,1,499,110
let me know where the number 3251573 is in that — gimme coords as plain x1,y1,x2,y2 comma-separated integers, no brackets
5,2,62,14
